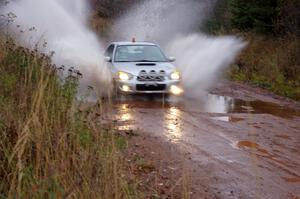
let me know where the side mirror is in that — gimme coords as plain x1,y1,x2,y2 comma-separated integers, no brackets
104,56,112,62
168,57,176,62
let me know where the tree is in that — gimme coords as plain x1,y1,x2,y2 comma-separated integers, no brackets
231,0,278,34
276,0,300,36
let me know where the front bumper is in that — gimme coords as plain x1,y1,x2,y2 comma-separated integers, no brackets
115,79,183,95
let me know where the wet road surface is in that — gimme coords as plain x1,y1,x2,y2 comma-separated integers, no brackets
108,83,300,199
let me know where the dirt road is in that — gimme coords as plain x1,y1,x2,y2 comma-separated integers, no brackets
109,81,300,199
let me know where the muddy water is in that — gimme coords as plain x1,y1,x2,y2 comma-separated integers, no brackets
114,94,300,119
113,94,300,138
111,93,300,198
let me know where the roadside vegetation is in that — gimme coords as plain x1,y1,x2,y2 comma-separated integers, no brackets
228,33,300,100
0,37,188,198
207,0,300,100
0,38,140,198
0,1,189,197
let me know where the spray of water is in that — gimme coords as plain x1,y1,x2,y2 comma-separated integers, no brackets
2,0,246,98
2,0,111,95
166,34,246,97
112,0,214,44
112,0,246,97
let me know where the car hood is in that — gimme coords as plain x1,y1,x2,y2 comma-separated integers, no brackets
112,62,177,76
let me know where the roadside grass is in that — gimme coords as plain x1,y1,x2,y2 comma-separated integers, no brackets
0,39,140,198
227,33,300,100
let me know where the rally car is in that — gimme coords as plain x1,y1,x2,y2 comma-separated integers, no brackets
104,41,183,95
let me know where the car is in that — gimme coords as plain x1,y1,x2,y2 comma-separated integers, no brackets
104,41,184,95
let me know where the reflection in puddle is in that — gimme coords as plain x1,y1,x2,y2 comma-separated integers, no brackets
164,107,183,142
212,116,230,122
114,94,300,119
120,112,132,122
193,94,300,119
111,93,300,137
212,116,244,122
117,104,135,131
204,95,234,114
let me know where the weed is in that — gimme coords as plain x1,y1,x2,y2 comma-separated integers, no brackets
0,39,140,198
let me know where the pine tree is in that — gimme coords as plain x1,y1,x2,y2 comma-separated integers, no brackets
231,0,278,34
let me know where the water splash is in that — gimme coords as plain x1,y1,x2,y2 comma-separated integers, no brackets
112,0,246,97
2,0,246,97
167,34,246,96
2,0,111,95
112,0,215,43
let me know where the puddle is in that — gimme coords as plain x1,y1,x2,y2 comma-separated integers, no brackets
164,106,183,142
237,140,259,149
275,135,291,140
232,99,300,119
114,94,173,109
204,95,300,119
179,94,300,119
114,94,300,119
212,116,244,122
202,95,234,114
235,140,299,173
212,116,231,122
111,93,300,138
115,104,136,131
237,140,276,157
282,177,300,183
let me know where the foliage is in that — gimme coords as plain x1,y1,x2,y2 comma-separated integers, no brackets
228,34,300,100
231,0,278,34
0,40,139,198
204,0,300,100
276,0,300,36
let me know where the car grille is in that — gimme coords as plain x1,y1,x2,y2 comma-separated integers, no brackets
136,84,166,91
137,70,166,82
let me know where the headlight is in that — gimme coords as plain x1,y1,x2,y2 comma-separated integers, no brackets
170,71,181,80
118,71,133,81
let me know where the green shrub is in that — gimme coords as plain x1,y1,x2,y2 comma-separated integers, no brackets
228,34,300,100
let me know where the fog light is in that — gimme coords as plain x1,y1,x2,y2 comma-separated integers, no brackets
170,85,183,95
121,85,131,92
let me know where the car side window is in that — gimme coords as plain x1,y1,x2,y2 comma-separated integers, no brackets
105,44,115,58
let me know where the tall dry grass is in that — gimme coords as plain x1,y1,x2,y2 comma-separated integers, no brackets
0,39,139,198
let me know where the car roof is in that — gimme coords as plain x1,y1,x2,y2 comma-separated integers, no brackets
112,41,157,46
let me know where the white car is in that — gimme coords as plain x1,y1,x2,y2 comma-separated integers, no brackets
104,41,183,95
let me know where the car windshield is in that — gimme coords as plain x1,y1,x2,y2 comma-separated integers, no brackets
114,45,168,62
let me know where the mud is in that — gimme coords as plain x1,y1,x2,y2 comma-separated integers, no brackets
107,81,300,199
